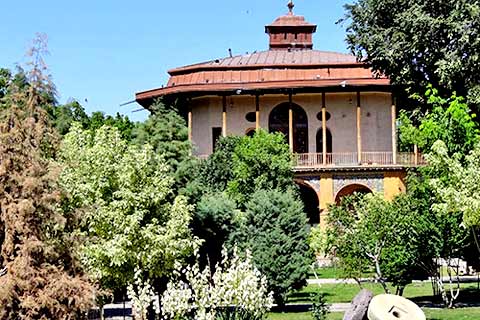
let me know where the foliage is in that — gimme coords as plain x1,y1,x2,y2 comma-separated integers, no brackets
191,193,239,268
326,193,433,294
0,35,95,319
197,136,241,193
227,130,294,206
231,189,311,305
133,100,194,191
308,225,328,256
58,123,199,292
46,99,90,135
428,141,480,228
0,65,135,140
398,88,479,155
127,268,160,320
310,292,330,320
342,0,480,107
87,111,135,141
161,247,274,320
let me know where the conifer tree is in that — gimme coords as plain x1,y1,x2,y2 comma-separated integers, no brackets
0,34,94,319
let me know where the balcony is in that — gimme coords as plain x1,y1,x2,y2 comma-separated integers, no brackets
294,152,425,170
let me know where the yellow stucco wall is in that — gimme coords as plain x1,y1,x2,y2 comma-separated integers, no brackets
383,171,406,200
318,173,334,229
299,170,407,230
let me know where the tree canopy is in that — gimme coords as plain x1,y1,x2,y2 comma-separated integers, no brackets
58,124,199,291
342,0,480,108
398,87,479,155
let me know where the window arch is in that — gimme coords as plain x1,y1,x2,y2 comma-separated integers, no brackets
268,102,308,153
316,128,332,153
245,128,256,137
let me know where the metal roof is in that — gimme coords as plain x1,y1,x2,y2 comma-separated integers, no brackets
169,50,358,74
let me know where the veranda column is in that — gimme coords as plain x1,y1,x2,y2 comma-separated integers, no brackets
288,92,294,152
187,98,192,142
255,94,260,130
356,91,362,164
391,95,397,164
322,92,327,165
414,144,419,166
222,96,227,137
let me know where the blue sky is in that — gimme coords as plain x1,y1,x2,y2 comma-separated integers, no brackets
0,0,351,122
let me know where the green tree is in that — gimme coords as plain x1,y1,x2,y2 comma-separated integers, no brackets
327,193,434,295
191,193,239,268
0,35,94,319
228,130,294,206
48,99,90,135
342,0,480,107
232,189,311,305
398,88,479,155
58,124,199,293
428,141,480,229
89,111,135,141
199,135,241,193
133,100,194,190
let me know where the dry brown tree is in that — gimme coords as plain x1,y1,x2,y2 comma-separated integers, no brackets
0,34,95,320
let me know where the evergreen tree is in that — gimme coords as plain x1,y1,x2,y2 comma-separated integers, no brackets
232,189,311,305
0,35,94,319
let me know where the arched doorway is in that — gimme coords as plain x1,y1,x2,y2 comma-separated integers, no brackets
316,128,332,153
297,182,320,225
335,184,372,204
269,103,308,153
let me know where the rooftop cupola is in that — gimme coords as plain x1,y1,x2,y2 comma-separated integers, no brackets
265,1,317,51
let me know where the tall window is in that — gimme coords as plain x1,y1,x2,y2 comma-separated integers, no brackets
316,128,332,153
212,127,222,152
268,102,309,153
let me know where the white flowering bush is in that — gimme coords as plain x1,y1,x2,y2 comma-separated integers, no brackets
127,268,159,320
161,247,274,320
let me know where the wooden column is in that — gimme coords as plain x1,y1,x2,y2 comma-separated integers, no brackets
187,98,192,142
255,94,260,130
356,92,362,164
222,96,227,137
322,92,327,165
288,92,294,152
414,144,419,166
391,96,397,164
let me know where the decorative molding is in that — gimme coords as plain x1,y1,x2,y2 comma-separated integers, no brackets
296,176,321,193
333,173,384,195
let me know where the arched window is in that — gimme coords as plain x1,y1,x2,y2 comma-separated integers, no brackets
316,128,332,153
268,102,308,153
245,128,256,137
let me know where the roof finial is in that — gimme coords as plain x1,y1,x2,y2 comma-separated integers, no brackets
287,0,294,15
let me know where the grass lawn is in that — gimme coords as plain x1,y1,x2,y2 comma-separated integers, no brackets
269,308,480,320
268,312,343,320
308,266,374,279
287,282,479,304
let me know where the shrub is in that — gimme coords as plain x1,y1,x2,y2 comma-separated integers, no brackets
232,189,311,305
310,292,330,320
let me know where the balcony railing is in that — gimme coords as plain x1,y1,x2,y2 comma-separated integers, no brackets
294,152,425,168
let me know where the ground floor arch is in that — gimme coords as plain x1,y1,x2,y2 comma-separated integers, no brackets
335,183,372,204
296,182,320,225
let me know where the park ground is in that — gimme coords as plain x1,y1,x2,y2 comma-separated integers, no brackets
267,267,480,319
